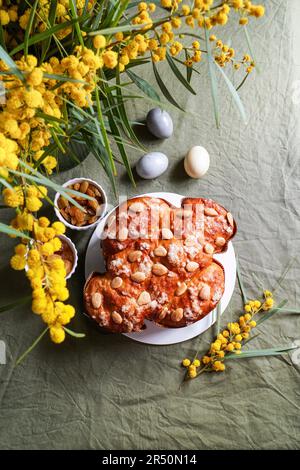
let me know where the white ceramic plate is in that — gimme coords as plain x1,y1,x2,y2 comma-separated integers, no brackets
84,192,236,345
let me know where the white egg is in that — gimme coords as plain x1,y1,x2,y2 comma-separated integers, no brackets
184,146,210,179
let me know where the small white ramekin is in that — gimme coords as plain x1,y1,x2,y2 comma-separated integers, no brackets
25,235,78,280
58,234,78,279
54,177,107,231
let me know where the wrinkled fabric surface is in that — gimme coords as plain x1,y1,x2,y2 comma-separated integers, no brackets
0,0,300,450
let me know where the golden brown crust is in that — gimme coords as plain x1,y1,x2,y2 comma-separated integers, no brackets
181,197,237,254
102,197,172,257
83,272,146,333
83,196,236,333
152,261,225,328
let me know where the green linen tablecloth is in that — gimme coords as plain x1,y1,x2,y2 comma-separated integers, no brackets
1,0,300,450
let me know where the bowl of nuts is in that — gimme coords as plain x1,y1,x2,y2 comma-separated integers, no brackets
54,178,107,230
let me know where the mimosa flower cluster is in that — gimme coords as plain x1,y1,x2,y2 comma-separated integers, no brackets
182,290,274,379
0,48,102,175
0,1,95,41
90,1,265,71
11,217,74,344
0,1,266,73
4,179,74,343
0,47,102,343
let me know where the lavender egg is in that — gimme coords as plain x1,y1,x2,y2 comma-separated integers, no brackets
146,108,173,139
136,152,169,179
